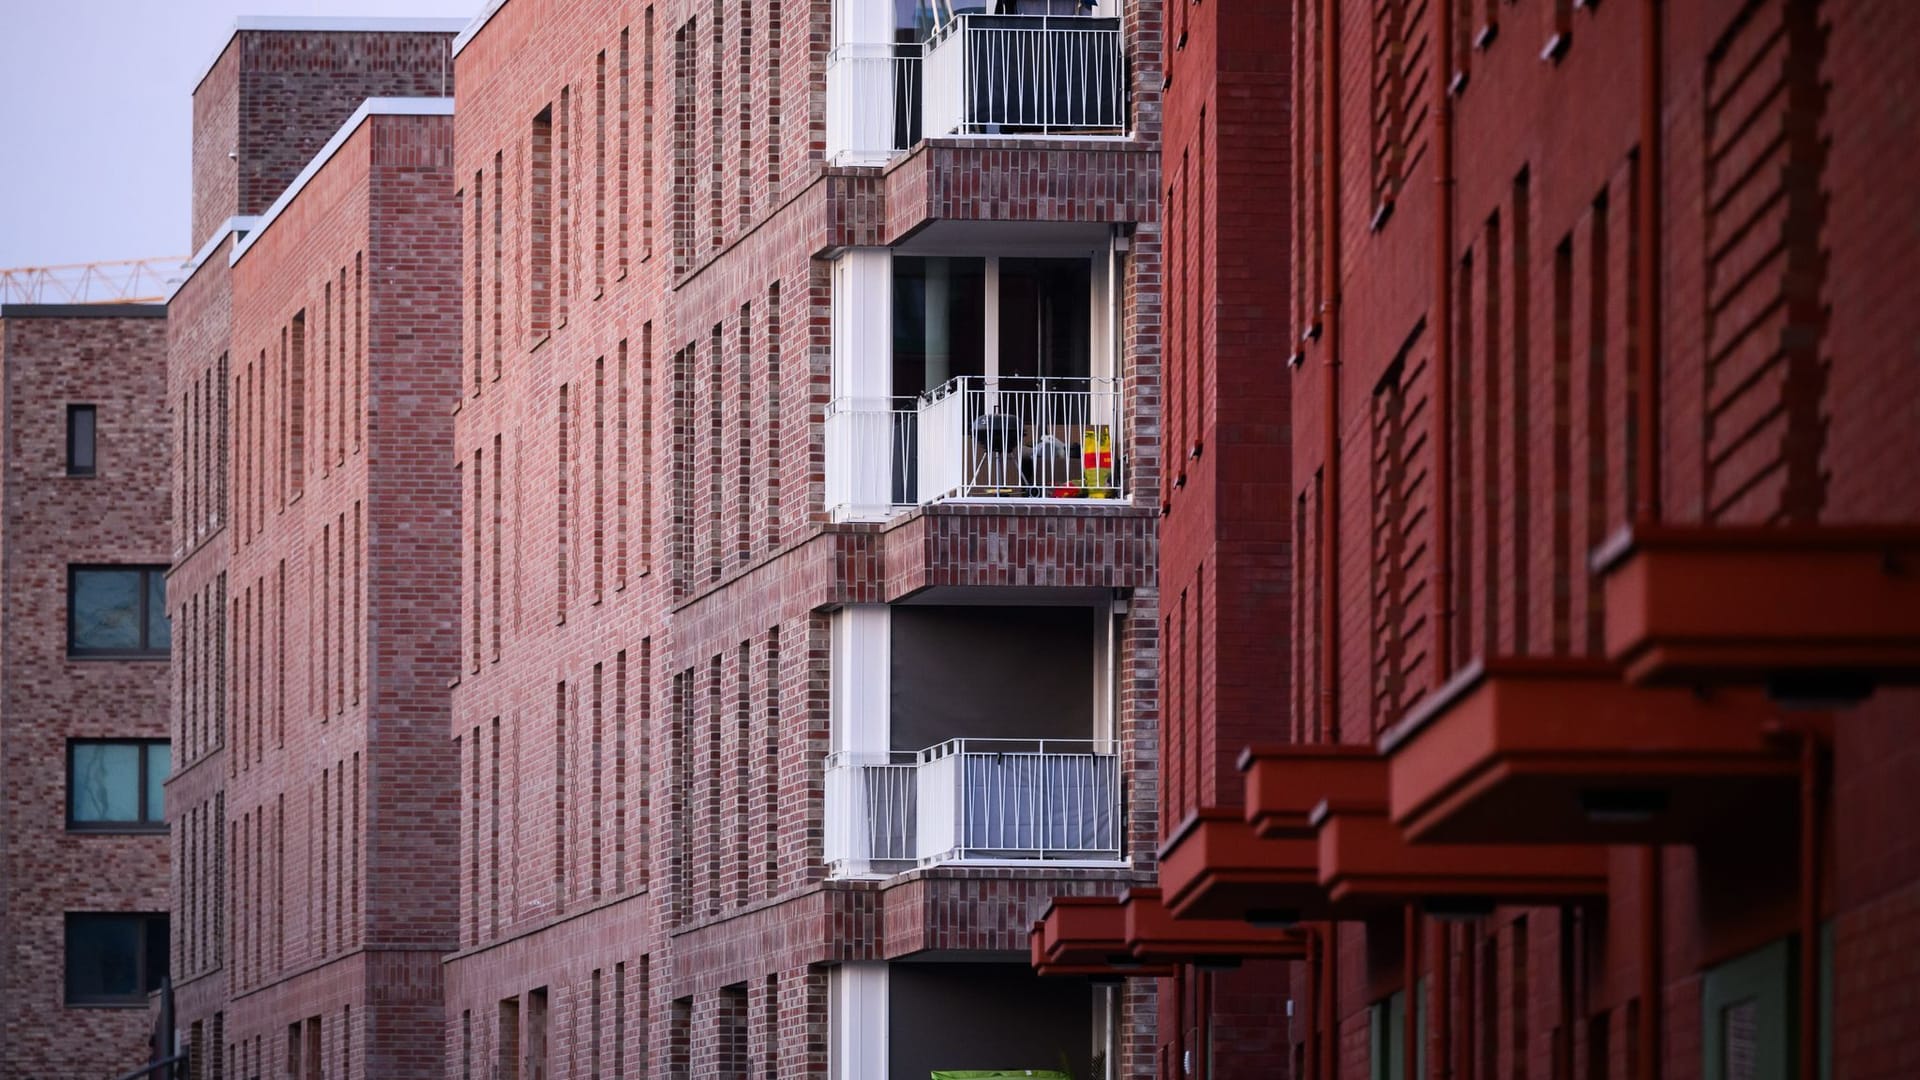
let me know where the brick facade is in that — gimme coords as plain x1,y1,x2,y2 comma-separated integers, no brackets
0,306,172,1078
1281,1,1920,1079
445,1,1167,1076
165,22,465,1080
146,2,1175,1077
1154,0,1297,1076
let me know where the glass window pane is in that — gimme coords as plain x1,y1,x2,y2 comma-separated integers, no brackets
144,744,170,823
143,916,169,992
145,571,170,652
999,258,1091,381
892,256,985,397
66,915,141,1002
69,407,96,473
71,570,142,651
71,743,140,822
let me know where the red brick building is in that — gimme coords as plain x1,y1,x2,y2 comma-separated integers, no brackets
1162,0,1300,1070
1079,1,1920,1079
149,3,1184,1077
0,304,173,1077
443,0,1167,1076
162,19,465,1079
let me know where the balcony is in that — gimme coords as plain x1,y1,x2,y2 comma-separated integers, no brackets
826,11,1128,164
826,376,1125,516
924,14,1127,138
826,738,1122,874
826,602,1124,877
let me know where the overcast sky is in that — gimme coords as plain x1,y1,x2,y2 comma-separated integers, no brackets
0,0,481,270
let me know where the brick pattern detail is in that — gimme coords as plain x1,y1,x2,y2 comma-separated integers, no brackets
0,311,172,1077
443,0,1165,1076
1287,1,1920,1078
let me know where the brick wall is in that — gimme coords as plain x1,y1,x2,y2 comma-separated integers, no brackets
190,29,457,253
1285,0,1920,1078
0,308,172,1078
1155,1,1297,1075
214,109,461,1079
446,0,1165,1075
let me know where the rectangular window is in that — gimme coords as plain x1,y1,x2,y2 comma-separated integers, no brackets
68,739,169,830
64,912,168,1005
69,566,171,657
67,404,97,476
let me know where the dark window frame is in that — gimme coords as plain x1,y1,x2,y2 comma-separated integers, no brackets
67,565,170,659
66,738,170,833
63,911,169,1007
67,403,97,476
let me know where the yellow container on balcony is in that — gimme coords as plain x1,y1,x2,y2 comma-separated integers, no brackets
1081,426,1113,497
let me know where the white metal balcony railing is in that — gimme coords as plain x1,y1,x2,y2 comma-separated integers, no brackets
825,41,924,163
826,739,1123,874
827,15,1126,161
924,15,1127,138
826,376,1124,516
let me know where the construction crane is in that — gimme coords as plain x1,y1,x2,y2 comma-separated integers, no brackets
0,256,186,306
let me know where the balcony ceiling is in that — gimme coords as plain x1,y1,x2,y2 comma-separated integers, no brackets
893,220,1112,257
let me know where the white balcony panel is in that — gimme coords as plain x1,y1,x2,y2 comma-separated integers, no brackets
827,738,1122,876
923,15,1127,139
826,43,922,165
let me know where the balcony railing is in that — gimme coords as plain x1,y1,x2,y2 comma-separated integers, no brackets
826,738,1123,875
923,15,1127,138
825,41,924,164
827,376,1124,517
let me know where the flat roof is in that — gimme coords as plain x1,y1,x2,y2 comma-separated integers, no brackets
451,0,510,59
192,16,473,94
230,97,455,268
1,304,168,320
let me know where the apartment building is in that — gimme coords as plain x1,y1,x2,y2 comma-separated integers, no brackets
443,0,1167,1076
1028,3,1301,1078
143,3,1176,1078
162,20,465,1080
1051,1,1920,1080
0,304,172,1078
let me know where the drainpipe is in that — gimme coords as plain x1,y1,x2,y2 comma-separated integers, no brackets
1638,847,1663,1080
1433,921,1451,1080
1636,5,1666,1077
1635,0,1663,524
1305,930,1320,1080
1798,733,1822,1080
1319,0,1344,747
1558,907,1577,1080
1323,924,1340,1080
1432,0,1457,674
1404,907,1420,1080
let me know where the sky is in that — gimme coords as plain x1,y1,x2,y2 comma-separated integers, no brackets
0,0,481,271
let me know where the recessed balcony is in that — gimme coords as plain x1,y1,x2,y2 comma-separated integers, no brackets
827,737,1121,873
825,602,1126,877
829,244,1127,520
827,375,1125,514
827,3,1130,165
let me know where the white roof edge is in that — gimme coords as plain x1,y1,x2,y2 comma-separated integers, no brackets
162,216,264,304
451,0,511,59
191,16,471,95
230,98,456,268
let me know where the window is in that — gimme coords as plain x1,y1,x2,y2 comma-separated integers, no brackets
64,912,168,1006
1369,983,1426,1080
67,404,97,476
68,739,169,830
68,566,170,657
